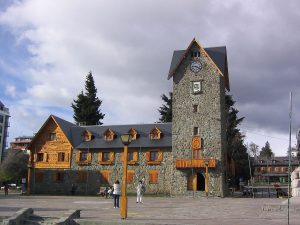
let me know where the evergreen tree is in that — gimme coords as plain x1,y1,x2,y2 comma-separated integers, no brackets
259,141,274,158
72,72,105,125
158,92,172,123
72,91,88,125
225,94,250,182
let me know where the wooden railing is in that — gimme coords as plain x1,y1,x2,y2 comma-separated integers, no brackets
176,158,217,169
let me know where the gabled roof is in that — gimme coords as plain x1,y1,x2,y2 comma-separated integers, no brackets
28,115,76,149
51,115,76,145
167,38,230,91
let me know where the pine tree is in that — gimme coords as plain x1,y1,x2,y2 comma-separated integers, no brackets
158,92,172,122
225,94,250,182
71,91,88,125
71,72,105,125
259,141,274,158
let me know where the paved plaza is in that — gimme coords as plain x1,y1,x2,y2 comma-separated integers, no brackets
0,192,300,225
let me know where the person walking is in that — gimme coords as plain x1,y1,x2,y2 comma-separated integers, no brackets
136,180,144,203
113,180,120,208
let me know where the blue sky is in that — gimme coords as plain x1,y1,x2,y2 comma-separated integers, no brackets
0,0,299,156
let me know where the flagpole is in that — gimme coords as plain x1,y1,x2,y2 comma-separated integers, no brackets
288,91,292,225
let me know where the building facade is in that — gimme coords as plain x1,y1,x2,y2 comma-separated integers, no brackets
10,136,33,153
253,157,299,183
28,39,230,196
0,101,10,163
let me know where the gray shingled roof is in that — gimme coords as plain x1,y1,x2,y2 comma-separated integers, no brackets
168,47,227,76
71,123,172,150
51,115,77,146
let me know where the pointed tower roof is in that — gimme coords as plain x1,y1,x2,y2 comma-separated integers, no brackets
167,38,230,91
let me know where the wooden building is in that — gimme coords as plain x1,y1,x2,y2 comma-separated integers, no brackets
28,38,230,196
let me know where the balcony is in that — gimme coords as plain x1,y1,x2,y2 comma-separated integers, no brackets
176,158,217,169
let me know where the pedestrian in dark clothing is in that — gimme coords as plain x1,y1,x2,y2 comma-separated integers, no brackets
4,183,9,196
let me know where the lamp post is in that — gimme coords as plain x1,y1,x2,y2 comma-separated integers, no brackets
120,133,133,219
205,160,209,197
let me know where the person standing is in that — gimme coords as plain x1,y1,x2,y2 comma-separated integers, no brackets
113,180,120,208
136,180,144,203
4,183,8,196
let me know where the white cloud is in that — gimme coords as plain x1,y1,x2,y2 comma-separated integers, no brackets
5,84,16,97
0,0,299,155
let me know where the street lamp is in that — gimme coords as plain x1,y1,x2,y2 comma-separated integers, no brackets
205,160,209,197
120,133,133,219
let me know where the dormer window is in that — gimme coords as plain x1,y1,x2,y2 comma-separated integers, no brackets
128,128,138,140
104,129,115,141
82,129,92,142
150,127,162,140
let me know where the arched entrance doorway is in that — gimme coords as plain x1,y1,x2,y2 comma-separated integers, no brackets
197,172,205,191
187,172,205,191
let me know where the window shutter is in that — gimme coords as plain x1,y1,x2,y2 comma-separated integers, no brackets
43,153,47,162
133,151,138,161
127,171,134,184
109,152,114,161
145,151,150,161
87,152,92,162
149,170,158,184
158,151,163,161
33,153,37,162
98,152,103,162
76,152,80,162
65,153,69,162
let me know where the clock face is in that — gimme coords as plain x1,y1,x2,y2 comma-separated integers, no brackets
190,61,202,73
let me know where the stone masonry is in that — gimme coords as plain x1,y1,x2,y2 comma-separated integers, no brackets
171,41,227,196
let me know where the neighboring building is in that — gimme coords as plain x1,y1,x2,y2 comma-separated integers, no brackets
253,157,299,183
0,100,10,163
10,136,33,153
28,39,230,196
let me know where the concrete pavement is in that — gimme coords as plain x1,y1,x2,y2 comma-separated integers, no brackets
0,193,299,225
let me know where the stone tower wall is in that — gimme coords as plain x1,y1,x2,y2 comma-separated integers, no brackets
171,43,227,196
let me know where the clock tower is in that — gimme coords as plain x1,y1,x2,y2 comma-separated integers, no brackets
168,38,229,196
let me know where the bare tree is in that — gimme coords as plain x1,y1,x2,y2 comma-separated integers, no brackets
248,142,259,159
